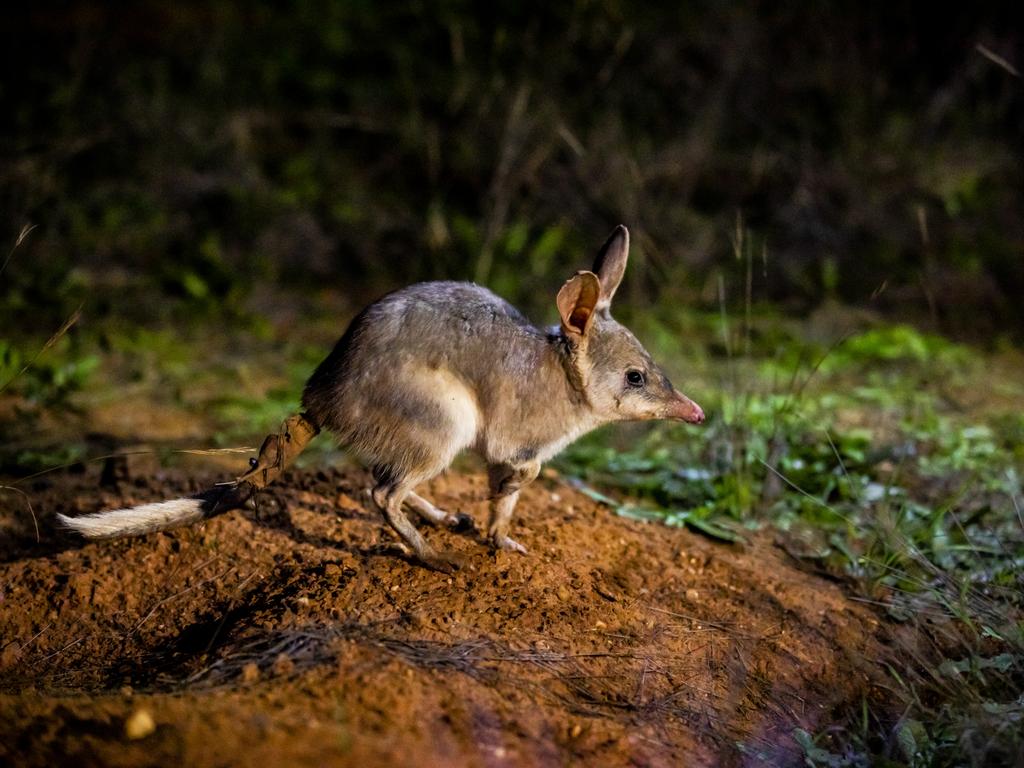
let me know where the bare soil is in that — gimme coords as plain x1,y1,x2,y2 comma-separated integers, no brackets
0,462,896,767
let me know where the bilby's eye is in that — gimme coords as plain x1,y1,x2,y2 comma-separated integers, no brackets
625,369,646,388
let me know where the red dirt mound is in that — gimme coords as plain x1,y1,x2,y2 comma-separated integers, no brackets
0,465,892,766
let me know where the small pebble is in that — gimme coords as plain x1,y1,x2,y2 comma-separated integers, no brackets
272,653,295,676
241,662,260,683
685,588,699,602
124,709,156,740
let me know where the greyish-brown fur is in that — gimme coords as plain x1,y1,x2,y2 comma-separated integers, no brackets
301,225,703,570
60,226,704,573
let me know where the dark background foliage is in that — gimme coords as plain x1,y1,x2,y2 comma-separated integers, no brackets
2,2,1021,335
2,8,1023,764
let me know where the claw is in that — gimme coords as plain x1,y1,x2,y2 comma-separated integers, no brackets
449,512,475,532
420,550,464,574
491,535,528,555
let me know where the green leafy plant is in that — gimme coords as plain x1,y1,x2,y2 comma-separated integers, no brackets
555,312,1024,766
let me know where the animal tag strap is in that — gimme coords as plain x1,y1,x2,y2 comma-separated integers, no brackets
236,413,320,489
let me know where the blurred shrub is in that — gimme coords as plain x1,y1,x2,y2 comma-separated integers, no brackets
0,336,98,408
1,2,1021,334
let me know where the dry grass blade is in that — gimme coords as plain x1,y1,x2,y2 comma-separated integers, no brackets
0,223,36,279
0,484,40,542
976,43,1020,77
9,446,255,486
644,604,763,640
1009,484,1024,532
186,626,505,687
175,447,256,456
180,622,731,735
31,637,83,667
129,560,230,636
0,303,83,395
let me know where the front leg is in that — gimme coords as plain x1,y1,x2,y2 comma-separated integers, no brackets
486,460,540,554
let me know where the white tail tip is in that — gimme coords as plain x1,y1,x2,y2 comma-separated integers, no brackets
57,498,205,539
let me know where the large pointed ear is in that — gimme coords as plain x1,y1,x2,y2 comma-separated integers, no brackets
592,225,629,312
556,271,601,343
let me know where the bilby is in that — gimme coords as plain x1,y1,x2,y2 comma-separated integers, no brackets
59,226,705,572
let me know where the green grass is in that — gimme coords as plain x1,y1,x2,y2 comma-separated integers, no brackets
555,316,1024,766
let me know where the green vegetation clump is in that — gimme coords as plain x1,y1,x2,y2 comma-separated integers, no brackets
557,319,1024,766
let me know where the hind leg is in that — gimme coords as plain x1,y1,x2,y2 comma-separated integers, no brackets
487,460,540,554
355,370,479,570
405,492,473,531
371,480,462,573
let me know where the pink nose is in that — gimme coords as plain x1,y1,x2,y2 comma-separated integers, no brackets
669,393,705,424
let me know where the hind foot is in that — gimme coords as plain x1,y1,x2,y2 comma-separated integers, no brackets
490,534,528,555
407,492,474,531
378,538,464,574
370,482,468,575
418,548,466,574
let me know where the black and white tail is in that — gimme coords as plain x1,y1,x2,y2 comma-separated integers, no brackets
57,413,319,540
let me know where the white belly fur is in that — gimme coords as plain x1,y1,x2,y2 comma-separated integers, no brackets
410,366,480,453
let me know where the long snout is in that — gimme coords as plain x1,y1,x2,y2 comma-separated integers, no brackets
666,391,705,424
